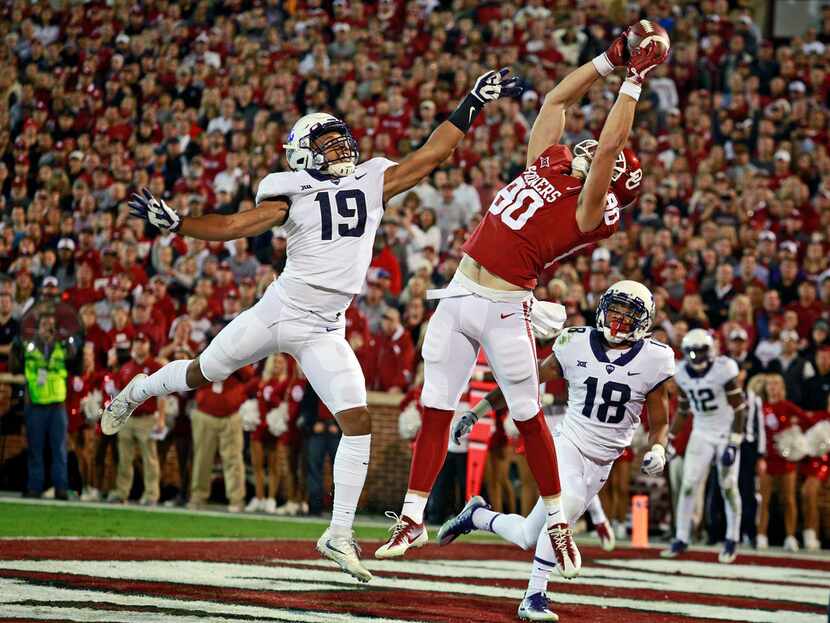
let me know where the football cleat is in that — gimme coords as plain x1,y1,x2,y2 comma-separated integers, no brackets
374,512,428,559
518,593,560,622
595,520,616,552
316,528,372,583
549,523,581,579
100,373,147,435
718,539,737,564
437,495,489,546
660,539,688,558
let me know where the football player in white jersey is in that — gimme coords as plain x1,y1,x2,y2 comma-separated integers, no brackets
99,68,522,583
661,329,747,564
440,281,675,622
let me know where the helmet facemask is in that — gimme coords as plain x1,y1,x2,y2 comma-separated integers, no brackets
307,121,359,177
572,139,627,181
684,345,712,371
597,290,651,344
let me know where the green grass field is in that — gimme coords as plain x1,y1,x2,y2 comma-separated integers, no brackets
0,501,396,540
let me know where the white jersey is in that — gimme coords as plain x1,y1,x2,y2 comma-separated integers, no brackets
256,157,397,310
675,355,739,443
553,327,676,463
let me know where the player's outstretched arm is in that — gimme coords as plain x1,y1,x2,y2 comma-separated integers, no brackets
129,188,288,241
576,40,667,232
526,31,628,166
383,68,522,202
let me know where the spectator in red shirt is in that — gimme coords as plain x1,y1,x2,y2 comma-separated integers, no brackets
79,304,108,366
366,308,415,392
112,333,163,505
131,300,165,351
63,261,102,309
190,363,258,512
786,281,825,339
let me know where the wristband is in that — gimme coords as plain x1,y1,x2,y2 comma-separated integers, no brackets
448,93,485,133
729,432,744,445
620,80,642,101
472,398,492,419
592,53,616,77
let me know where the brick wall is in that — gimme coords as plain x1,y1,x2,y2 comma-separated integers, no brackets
362,391,412,513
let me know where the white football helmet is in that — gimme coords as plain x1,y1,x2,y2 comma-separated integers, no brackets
571,139,627,181
283,112,359,177
596,280,655,344
681,328,715,371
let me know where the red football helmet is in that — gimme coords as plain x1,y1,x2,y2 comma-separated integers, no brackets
611,147,643,208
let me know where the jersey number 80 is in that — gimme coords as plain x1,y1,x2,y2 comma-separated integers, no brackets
490,179,620,231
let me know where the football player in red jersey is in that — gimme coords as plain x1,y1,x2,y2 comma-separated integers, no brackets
376,32,667,577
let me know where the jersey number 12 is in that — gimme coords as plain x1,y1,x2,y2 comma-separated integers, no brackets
315,190,367,240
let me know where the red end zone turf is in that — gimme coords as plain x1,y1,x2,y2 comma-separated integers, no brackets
0,539,827,623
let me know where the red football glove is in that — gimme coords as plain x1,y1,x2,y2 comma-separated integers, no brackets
604,28,630,67
625,40,668,87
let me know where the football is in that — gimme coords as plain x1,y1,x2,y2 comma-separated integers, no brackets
626,19,671,58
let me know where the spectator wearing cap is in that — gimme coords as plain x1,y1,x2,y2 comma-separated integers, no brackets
10,308,81,499
358,278,389,334
725,326,763,381
209,290,242,340
40,276,61,302
190,364,258,512
131,300,164,351
112,333,163,505
776,329,815,408
701,264,736,328
54,238,76,290
365,308,415,393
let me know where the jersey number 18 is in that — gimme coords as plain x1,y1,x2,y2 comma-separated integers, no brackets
582,376,630,424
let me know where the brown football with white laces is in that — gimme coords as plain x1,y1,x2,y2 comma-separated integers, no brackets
626,19,671,59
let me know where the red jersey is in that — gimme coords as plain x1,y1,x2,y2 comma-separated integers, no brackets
462,145,620,289
762,399,806,475
117,358,163,416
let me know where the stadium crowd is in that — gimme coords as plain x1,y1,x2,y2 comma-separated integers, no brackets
0,0,829,550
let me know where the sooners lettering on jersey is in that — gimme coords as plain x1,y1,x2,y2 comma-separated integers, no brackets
462,144,620,289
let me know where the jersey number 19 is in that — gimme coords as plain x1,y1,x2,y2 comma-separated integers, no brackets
315,190,367,240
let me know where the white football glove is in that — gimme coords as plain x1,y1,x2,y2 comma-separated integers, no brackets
531,300,567,340
129,187,182,232
640,444,666,476
469,67,523,103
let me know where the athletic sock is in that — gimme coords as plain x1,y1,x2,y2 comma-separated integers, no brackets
401,491,428,524
407,407,454,492
527,527,557,597
330,433,371,533
514,412,561,497
543,495,565,529
130,359,192,403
